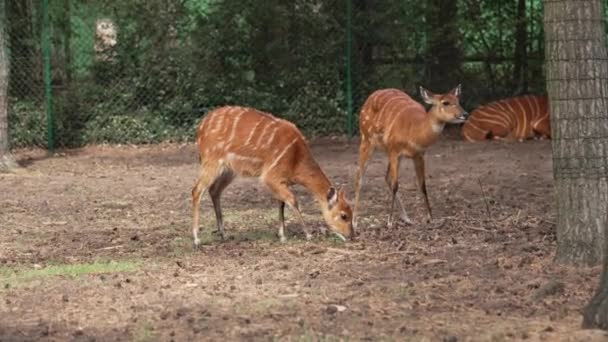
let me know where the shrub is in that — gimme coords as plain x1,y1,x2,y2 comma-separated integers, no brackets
8,100,46,148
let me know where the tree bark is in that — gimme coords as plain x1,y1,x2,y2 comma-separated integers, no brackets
425,0,462,91
584,231,608,328
7,0,38,97
513,0,528,95
0,0,19,172
354,0,373,80
544,0,608,266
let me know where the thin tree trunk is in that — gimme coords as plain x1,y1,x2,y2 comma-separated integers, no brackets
0,0,19,172
354,0,373,81
544,0,608,266
425,0,462,91
513,0,528,95
7,0,37,97
63,0,72,85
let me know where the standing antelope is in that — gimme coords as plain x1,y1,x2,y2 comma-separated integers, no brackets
192,106,353,247
353,86,468,229
461,95,550,142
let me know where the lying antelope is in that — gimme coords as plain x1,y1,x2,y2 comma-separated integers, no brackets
461,95,550,142
353,86,468,229
192,106,353,247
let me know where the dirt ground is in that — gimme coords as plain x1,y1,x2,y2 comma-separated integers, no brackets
1,135,607,341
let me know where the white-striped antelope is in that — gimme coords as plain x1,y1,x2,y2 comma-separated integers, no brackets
353,86,468,229
192,106,353,247
461,95,550,142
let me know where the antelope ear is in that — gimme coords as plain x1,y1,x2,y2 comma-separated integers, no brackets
450,84,462,98
420,86,435,104
327,187,338,208
337,186,349,201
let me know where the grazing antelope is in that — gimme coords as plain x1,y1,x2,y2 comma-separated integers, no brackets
461,95,550,142
353,86,468,229
192,106,353,247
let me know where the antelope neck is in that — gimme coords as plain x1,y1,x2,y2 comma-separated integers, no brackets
295,157,333,206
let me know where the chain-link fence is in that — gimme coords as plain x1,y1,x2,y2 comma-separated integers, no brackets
5,0,562,149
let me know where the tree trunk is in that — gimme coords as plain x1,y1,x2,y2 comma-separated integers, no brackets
7,0,37,98
513,0,528,95
354,0,373,81
544,0,608,266
0,0,19,172
425,0,462,91
584,232,608,328
62,0,72,85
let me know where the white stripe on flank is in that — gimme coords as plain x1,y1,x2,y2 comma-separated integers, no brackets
210,108,231,134
479,106,511,127
377,96,401,125
512,99,528,138
465,120,487,133
532,97,545,122
473,117,510,129
244,118,264,146
263,126,279,149
227,152,263,164
254,121,274,150
491,102,514,126
385,113,401,136
226,109,246,148
262,138,298,177
473,111,508,129
522,96,535,121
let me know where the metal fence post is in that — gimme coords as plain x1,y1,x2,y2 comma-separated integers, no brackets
345,0,354,137
42,0,54,151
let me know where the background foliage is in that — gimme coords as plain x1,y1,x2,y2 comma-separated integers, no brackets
4,0,574,147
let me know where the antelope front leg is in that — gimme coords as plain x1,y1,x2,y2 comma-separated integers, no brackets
266,179,312,241
353,139,374,230
384,163,413,225
278,201,287,243
209,171,235,241
386,151,400,228
192,166,218,248
413,154,432,222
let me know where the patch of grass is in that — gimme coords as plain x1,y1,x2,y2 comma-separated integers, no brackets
0,260,140,288
392,284,415,300
188,207,337,245
283,329,345,342
132,321,157,342
237,229,279,242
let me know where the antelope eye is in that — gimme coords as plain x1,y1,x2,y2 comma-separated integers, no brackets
340,213,348,221
442,101,450,106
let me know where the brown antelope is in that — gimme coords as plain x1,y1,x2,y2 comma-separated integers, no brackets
461,95,550,142
353,86,468,229
192,106,353,247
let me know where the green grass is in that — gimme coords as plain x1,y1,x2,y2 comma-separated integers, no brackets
132,321,158,342
0,260,140,288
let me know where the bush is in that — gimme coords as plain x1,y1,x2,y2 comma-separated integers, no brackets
82,112,191,144
8,100,46,148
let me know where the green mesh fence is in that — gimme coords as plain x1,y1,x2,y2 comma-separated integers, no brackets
5,0,557,149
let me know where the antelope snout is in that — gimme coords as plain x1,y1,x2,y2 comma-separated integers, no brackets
459,111,469,121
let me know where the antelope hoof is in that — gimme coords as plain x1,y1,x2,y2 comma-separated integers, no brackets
193,238,201,249
305,233,313,241
387,218,394,229
400,214,414,225
279,235,287,243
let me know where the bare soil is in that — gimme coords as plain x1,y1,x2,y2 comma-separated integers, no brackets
0,136,606,341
